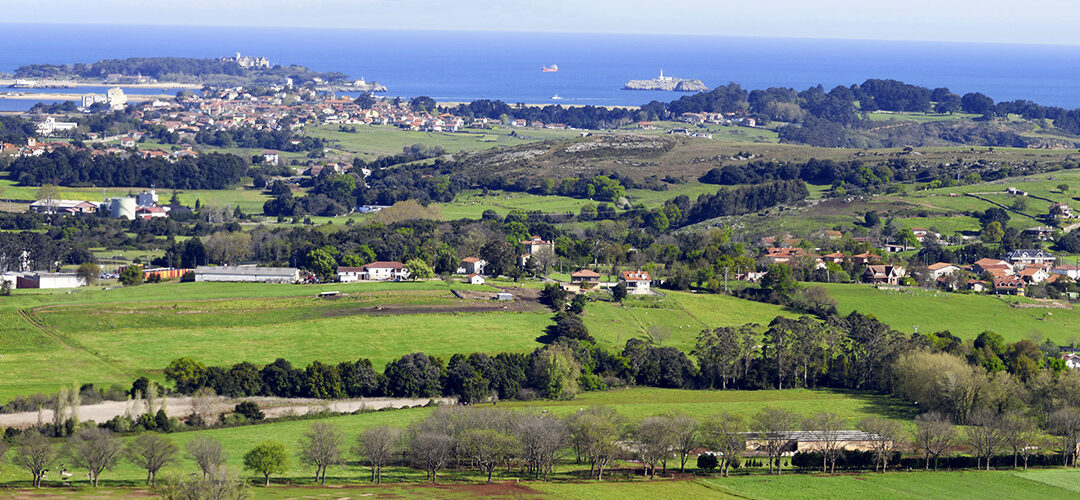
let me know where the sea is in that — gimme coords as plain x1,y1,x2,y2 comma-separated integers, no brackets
2,23,1080,112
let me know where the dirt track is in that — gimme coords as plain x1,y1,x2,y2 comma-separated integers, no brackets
0,396,455,429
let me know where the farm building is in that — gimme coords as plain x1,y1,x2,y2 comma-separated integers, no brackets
140,267,189,280
466,273,485,285
745,430,888,454
16,272,85,289
336,266,365,283
193,266,300,283
336,262,410,282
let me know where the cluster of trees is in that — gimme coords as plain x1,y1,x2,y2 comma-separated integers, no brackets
681,179,810,226
700,159,908,193
14,57,346,84
195,127,325,153
7,149,246,189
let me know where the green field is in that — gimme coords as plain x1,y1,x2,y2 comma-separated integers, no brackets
0,280,799,400
0,177,273,215
708,469,1080,499
820,282,1080,343
305,124,583,159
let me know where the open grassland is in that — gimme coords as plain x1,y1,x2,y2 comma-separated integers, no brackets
819,283,1080,343
305,124,583,159
0,281,798,400
708,469,1080,500
0,387,913,489
435,183,722,219
582,291,798,353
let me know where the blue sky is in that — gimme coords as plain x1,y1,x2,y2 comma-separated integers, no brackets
5,0,1080,45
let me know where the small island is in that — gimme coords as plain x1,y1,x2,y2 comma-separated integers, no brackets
623,69,708,92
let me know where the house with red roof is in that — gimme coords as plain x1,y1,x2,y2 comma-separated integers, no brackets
620,270,651,295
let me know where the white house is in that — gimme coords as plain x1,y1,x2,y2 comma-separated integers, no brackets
1005,249,1056,267
1062,353,1080,370
927,262,962,280
620,270,651,295
467,273,485,285
1053,265,1080,279
461,257,486,275
336,266,365,283
364,261,410,281
35,117,77,136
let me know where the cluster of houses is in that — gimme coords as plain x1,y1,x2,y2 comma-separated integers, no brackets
29,189,188,221
929,249,1070,296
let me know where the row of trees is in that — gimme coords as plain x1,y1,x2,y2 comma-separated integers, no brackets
14,401,1080,490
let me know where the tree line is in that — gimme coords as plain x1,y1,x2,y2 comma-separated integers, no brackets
7,149,246,189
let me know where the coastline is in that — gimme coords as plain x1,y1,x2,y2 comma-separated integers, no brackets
0,92,158,102
436,100,638,111
0,79,202,90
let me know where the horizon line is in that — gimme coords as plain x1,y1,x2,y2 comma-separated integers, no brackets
3,21,1080,49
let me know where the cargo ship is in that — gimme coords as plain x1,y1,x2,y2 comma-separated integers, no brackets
542,64,558,73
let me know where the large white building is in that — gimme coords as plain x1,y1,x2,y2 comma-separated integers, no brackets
35,117,77,136
194,266,300,283
337,262,410,282
107,87,127,110
16,272,85,289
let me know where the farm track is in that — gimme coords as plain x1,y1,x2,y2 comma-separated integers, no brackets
15,308,134,377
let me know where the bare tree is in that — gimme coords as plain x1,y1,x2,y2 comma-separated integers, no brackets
857,417,903,472
1050,407,1080,468
567,407,624,480
126,433,178,486
666,412,698,472
12,432,53,488
157,465,250,500
966,410,1005,471
753,407,800,475
64,427,123,487
460,428,519,483
36,184,61,214
186,436,226,478
355,426,401,485
804,412,845,473
298,422,344,485
632,416,676,478
407,431,454,484
1001,412,1037,469
517,412,567,480
913,412,955,470
700,413,745,478
190,387,222,426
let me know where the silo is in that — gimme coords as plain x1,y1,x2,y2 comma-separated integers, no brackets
109,197,136,220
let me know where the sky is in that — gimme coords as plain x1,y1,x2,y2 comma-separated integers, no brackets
4,0,1080,46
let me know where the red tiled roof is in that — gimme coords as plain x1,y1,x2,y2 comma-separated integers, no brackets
364,261,405,270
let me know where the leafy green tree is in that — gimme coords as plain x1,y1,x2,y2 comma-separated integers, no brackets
77,262,100,286
611,282,627,302
243,441,290,486
306,247,337,282
981,221,1004,243
164,357,206,393
405,259,434,280
1058,183,1070,194
761,264,796,296
119,265,143,286
234,401,265,420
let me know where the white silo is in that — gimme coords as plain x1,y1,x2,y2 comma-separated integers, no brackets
109,197,136,220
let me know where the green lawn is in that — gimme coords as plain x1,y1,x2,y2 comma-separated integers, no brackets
0,177,273,215
820,282,1080,343
710,469,1080,499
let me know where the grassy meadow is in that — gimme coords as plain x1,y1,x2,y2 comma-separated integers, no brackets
0,280,798,400
819,282,1080,343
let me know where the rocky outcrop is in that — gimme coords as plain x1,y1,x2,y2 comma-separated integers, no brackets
623,77,708,92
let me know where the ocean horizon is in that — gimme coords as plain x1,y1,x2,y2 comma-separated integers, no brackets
2,23,1080,110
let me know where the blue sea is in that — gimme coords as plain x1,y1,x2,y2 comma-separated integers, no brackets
2,23,1080,111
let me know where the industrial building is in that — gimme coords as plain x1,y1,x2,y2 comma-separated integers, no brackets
16,272,86,289
194,266,300,283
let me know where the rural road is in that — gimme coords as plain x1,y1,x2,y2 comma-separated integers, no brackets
0,395,456,429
